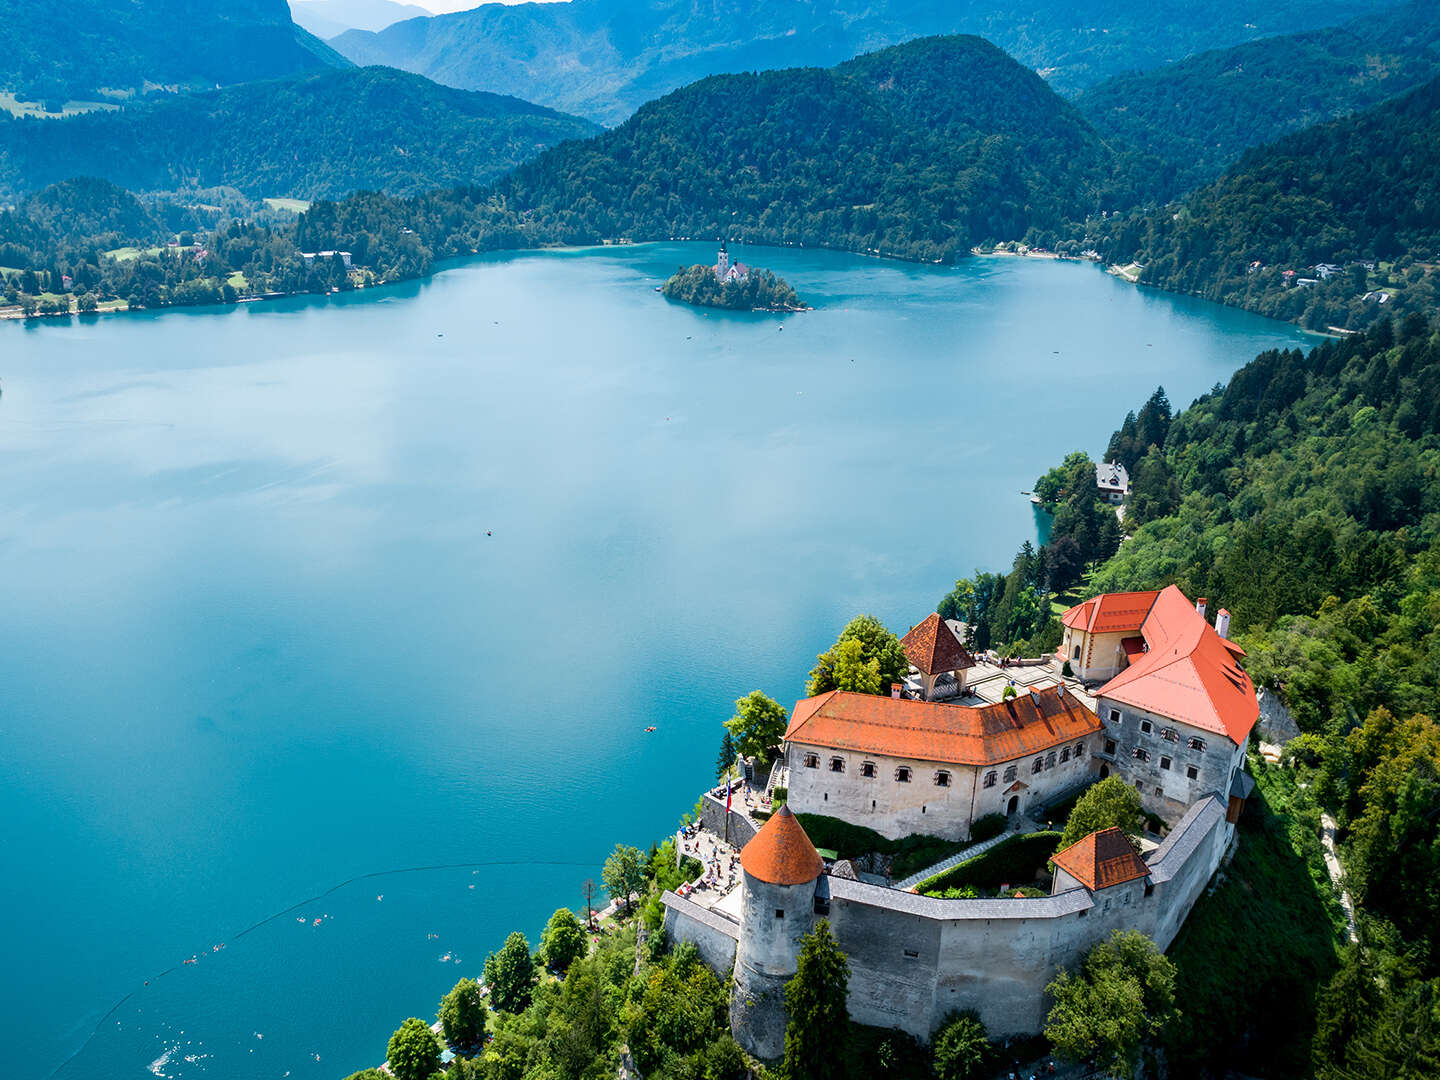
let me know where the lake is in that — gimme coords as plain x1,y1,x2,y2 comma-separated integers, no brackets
0,244,1315,1080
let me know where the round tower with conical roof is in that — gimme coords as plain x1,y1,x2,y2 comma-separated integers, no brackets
730,804,825,1060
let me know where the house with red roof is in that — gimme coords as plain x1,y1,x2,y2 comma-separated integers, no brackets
783,683,1102,840
1065,585,1258,822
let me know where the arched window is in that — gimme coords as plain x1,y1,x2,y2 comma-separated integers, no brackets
1060,747,1071,763
1031,757,1044,775
1072,645,1081,660
934,770,951,788
1003,765,1017,783
983,770,997,788
895,766,912,783
803,753,819,768
1073,742,1085,759
1046,751,1057,768
829,757,845,773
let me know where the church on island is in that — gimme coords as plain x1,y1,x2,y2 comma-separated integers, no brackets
662,585,1260,1059
714,240,749,284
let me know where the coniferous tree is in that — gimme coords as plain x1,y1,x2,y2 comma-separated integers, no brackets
783,921,850,1080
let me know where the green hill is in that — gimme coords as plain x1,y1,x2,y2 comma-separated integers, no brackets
1099,74,1440,331
0,67,601,201
489,35,1118,261
331,0,1398,125
1076,0,1440,198
0,0,346,105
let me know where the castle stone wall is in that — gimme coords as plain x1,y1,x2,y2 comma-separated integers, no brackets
660,891,738,972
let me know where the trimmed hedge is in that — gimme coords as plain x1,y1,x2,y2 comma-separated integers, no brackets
918,831,1062,895
970,812,1007,843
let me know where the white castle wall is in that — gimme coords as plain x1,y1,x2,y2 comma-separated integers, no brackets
661,795,1233,1050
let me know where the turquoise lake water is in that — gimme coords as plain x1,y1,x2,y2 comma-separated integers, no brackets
0,244,1316,1080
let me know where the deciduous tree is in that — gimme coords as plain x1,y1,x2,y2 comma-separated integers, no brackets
386,1017,442,1080
483,931,537,1014
724,690,788,761
439,977,489,1058
602,844,645,915
1058,776,1147,851
540,907,587,972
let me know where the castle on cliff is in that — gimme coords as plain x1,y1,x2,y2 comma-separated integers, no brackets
662,585,1259,1059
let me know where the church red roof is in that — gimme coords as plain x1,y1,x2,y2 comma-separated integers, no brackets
1051,827,1150,891
1098,585,1258,746
740,805,825,886
1061,591,1161,634
785,686,1100,767
901,613,976,676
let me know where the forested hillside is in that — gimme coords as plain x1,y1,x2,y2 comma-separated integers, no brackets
0,0,345,105
331,0,1396,124
0,67,600,201
1098,75,1440,332
939,315,1440,1076
1076,0,1440,198
491,36,1119,261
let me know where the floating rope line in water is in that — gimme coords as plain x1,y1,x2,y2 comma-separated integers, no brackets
43,858,606,1080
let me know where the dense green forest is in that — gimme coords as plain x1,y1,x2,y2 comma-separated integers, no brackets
1098,74,1440,331
332,0,1394,124
0,0,344,104
940,315,1440,1075
1075,0,1440,199
494,36,1120,262
0,67,599,201
661,263,804,311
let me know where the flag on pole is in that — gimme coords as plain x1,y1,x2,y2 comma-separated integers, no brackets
726,781,733,813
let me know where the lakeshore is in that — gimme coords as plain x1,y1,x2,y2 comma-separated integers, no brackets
3,246,1318,1080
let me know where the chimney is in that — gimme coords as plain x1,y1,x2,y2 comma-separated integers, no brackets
1216,609,1231,640
890,682,902,699
1196,597,1208,619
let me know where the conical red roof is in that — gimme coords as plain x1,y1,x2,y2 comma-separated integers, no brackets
740,805,824,885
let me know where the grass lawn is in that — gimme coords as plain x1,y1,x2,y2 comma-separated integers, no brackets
1162,757,1342,1078
0,91,118,118
264,197,312,214
226,271,248,289
103,246,163,262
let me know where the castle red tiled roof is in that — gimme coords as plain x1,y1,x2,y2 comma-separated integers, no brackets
1060,590,1161,635
740,805,825,886
784,686,1101,767
1098,585,1258,746
901,613,976,676
1051,827,1150,892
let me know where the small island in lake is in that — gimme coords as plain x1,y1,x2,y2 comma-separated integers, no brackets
661,241,808,312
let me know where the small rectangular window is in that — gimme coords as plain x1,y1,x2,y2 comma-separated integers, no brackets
1003,765,1017,782
1188,737,1207,752
1186,765,1199,780
1109,709,1121,723
1155,786,1163,796
983,771,997,788
1160,756,1171,770
903,949,920,959
1140,720,1153,734
775,909,785,919
1060,747,1071,763
804,753,819,769
860,761,876,778
1105,739,1117,755
895,767,911,783
1074,743,1085,759
814,897,830,916
934,771,951,788
829,757,845,773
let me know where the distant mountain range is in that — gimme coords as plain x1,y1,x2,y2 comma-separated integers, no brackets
1076,0,1440,198
0,0,346,103
330,0,1404,125
289,0,432,40
0,67,600,201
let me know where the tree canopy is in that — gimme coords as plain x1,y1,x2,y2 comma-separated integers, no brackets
386,1017,443,1080
807,614,909,697
601,844,645,914
1045,930,1178,1077
784,920,851,1080
724,690,789,761
484,931,538,1014
439,977,489,1059
540,907,588,973
1057,777,1147,851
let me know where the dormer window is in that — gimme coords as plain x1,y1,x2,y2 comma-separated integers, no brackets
829,757,845,773
803,753,819,769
